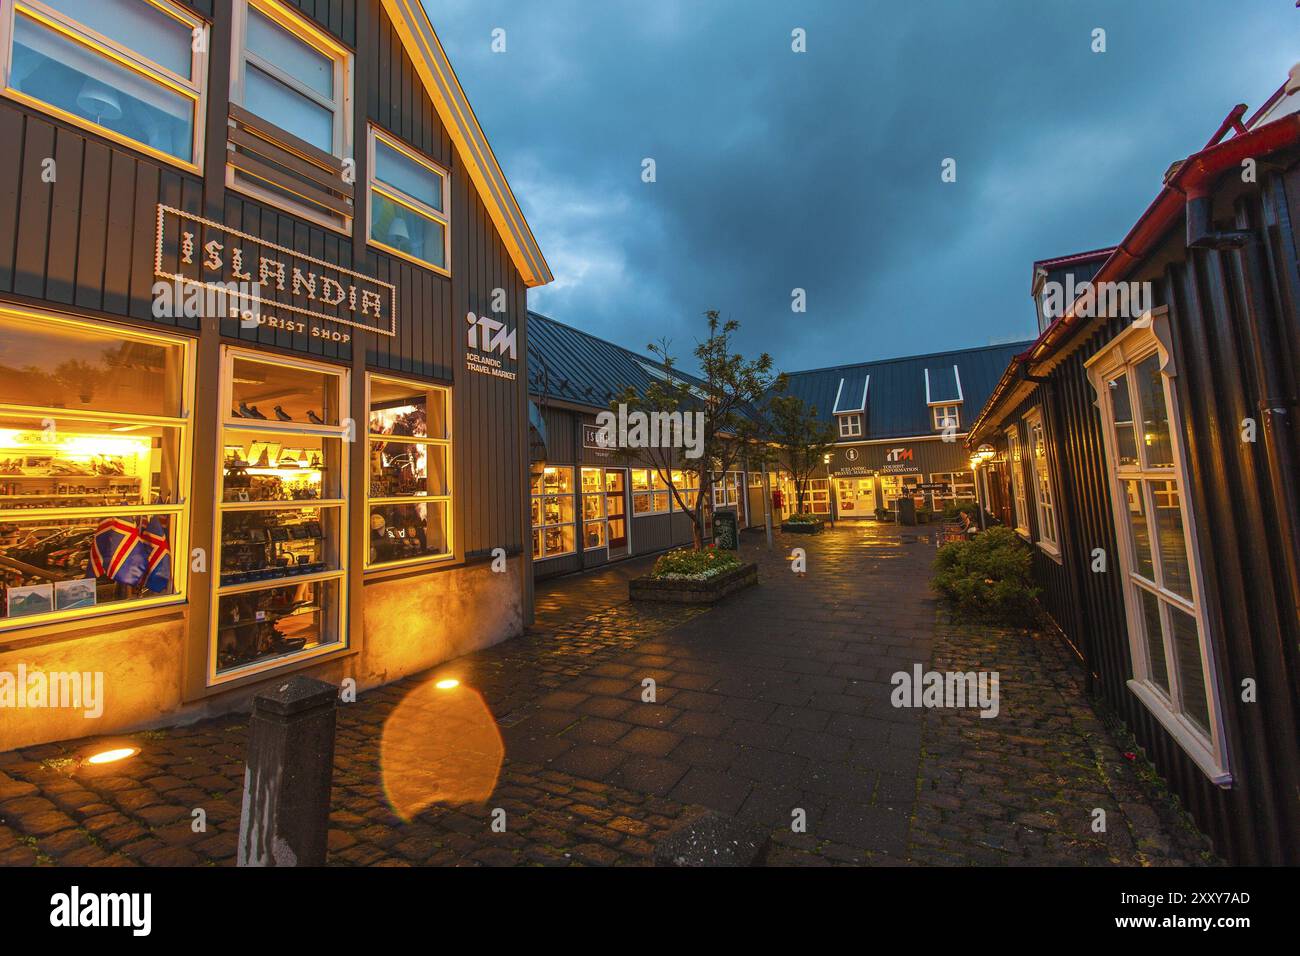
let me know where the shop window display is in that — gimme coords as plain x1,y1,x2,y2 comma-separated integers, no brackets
531,466,574,558
0,309,190,628
366,375,452,567
214,349,346,678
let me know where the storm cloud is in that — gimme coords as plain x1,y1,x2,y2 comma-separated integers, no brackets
427,0,1296,373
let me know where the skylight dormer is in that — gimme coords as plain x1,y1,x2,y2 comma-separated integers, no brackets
924,365,963,431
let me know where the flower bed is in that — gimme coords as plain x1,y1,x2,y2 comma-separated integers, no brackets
631,547,757,604
780,513,824,534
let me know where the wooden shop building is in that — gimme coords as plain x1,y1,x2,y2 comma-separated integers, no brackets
965,73,1300,864
0,0,551,749
778,342,1031,520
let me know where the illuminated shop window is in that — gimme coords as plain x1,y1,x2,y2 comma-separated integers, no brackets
1006,424,1029,535
0,308,192,630
1024,410,1058,555
214,349,347,680
580,467,605,550
929,471,976,512
1087,314,1227,782
368,126,450,274
531,466,574,559
366,374,452,569
630,468,669,515
1,0,208,168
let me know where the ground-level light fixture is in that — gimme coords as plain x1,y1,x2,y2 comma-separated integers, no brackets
434,678,460,690
85,746,138,766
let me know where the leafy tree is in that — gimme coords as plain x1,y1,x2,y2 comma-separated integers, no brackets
762,391,837,515
609,311,779,548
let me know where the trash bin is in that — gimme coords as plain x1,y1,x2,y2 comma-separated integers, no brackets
896,496,917,526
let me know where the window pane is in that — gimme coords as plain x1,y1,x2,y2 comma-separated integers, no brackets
582,494,604,521
542,495,573,525
0,313,185,418
244,63,333,152
539,467,572,495
374,138,442,210
45,0,193,77
222,432,338,502
246,5,333,99
1,415,182,507
1149,479,1191,599
219,506,334,586
632,492,652,515
216,578,341,674
230,356,340,426
1121,478,1154,581
369,501,448,565
369,440,446,498
1,512,177,619
1107,374,1139,467
1135,355,1174,468
543,524,574,557
371,191,446,268
584,520,605,549
1169,606,1210,734
369,380,446,439
11,13,194,161
1139,587,1169,692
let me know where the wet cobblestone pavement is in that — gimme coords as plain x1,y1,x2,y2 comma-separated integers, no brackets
0,524,1214,865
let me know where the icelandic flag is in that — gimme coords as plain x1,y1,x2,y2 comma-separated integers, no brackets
90,518,148,587
140,516,172,594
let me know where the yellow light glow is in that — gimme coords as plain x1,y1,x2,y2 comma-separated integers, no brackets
434,678,460,690
86,746,138,765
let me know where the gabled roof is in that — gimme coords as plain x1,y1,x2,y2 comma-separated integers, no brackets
526,312,707,410
779,341,1033,441
382,0,552,287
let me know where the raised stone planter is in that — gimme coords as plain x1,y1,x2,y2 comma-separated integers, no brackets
629,562,758,604
780,519,824,534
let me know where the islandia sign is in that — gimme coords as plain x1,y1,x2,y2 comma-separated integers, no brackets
154,205,397,339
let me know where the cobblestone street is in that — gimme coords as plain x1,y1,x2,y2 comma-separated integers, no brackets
0,524,1214,866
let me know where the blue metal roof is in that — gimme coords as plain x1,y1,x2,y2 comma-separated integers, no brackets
779,341,1035,441
526,311,707,410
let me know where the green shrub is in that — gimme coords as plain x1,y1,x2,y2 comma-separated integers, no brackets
651,546,742,580
932,526,1039,623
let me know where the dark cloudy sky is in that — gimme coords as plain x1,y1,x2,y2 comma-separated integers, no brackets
427,0,1297,375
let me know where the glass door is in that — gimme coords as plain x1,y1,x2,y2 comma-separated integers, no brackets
604,469,628,558
835,477,876,517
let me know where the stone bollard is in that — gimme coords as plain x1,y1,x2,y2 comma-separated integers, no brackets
237,676,338,867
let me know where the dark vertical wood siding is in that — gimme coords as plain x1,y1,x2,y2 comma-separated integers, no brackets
981,167,1300,864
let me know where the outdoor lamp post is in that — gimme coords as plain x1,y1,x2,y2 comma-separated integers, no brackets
823,453,835,528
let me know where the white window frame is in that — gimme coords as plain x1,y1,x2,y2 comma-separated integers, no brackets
367,125,451,277
228,0,353,226
1005,424,1030,537
932,404,961,431
0,0,209,171
837,413,862,438
531,465,576,559
929,470,975,511
1023,408,1060,559
364,373,454,570
630,468,670,516
1085,309,1229,784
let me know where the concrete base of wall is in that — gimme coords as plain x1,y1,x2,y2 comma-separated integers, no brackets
0,557,525,751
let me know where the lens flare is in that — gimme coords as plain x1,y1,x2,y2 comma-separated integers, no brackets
380,677,503,820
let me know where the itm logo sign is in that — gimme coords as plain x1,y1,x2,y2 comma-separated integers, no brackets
465,311,518,381
466,311,516,359
885,447,913,463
